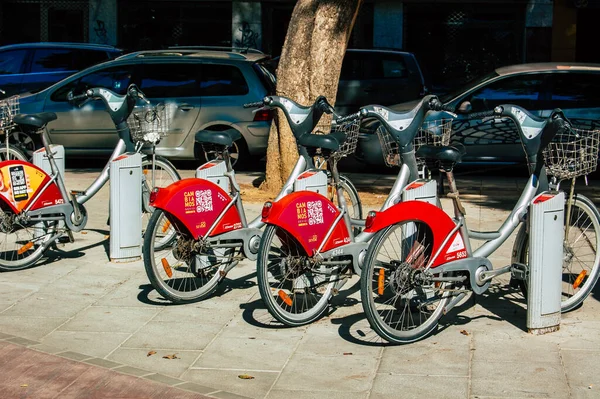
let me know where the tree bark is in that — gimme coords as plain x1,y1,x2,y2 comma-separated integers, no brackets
261,0,362,193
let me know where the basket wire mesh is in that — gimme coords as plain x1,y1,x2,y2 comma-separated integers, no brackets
126,103,170,145
377,118,452,167
0,96,20,131
543,127,600,179
329,119,360,161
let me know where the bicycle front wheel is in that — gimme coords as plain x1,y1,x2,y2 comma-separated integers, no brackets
141,155,180,234
143,209,234,303
0,144,28,162
360,221,450,344
514,194,600,312
256,225,338,326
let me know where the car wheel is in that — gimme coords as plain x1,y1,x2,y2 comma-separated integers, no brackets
7,129,41,160
194,131,249,170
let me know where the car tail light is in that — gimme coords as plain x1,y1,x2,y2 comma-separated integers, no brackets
253,109,273,122
262,201,273,219
365,211,377,230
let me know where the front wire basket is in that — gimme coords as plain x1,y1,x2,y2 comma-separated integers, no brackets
0,95,20,132
376,118,452,167
330,118,360,161
127,103,170,145
543,126,600,180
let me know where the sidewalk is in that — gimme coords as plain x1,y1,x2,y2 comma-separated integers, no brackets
0,168,599,398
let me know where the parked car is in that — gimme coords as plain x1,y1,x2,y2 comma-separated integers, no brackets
269,48,428,116
356,63,600,166
15,48,276,166
0,42,123,99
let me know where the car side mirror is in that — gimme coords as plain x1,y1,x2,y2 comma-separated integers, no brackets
457,101,472,114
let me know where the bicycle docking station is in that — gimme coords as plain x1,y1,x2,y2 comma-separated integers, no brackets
196,159,233,192
33,145,66,238
109,152,142,262
526,191,564,334
401,179,437,204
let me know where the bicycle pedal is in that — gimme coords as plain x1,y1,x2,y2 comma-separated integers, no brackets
510,262,528,281
70,190,84,196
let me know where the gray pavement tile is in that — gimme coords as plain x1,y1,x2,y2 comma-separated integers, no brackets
92,275,162,307
379,331,470,376
192,333,301,371
210,391,254,399
151,302,241,325
471,331,560,363
561,349,600,397
84,357,122,369
0,332,14,340
144,372,186,386
0,283,37,303
176,382,217,395
122,320,222,351
29,343,64,354
273,353,377,392
42,330,131,358
551,320,600,350
370,373,468,399
113,365,153,377
470,360,570,398
57,306,159,333
6,337,40,346
182,369,278,399
266,390,368,399
108,348,202,378
292,322,380,358
0,316,66,340
57,350,94,361
0,294,97,318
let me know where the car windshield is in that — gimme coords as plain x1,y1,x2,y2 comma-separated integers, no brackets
439,71,499,103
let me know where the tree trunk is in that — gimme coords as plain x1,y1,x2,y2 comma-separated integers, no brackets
261,0,362,193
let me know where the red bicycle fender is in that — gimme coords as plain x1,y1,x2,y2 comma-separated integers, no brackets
150,178,242,239
263,191,350,255
365,201,467,267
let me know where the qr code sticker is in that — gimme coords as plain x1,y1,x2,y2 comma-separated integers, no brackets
196,189,213,212
307,200,324,225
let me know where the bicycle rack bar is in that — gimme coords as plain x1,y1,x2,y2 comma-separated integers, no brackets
109,152,142,262
527,191,564,334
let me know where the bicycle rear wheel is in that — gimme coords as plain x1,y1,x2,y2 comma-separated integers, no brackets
256,225,338,326
361,221,450,344
0,211,55,271
143,209,236,303
0,144,27,162
514,194,600,312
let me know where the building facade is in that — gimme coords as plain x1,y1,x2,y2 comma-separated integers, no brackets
1,0,598,90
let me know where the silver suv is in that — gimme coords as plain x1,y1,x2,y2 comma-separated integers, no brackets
16,49,276,167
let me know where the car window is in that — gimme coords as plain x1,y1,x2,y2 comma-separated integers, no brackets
467,74,544,111
72,50,111,70
50,65,133,102
30,49,75,73
0,49,28,74
340,52,362,80
201,64,249,96
548,72,600,109
138,63,200,98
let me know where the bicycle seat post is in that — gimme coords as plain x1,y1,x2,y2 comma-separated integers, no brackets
443,167,467,218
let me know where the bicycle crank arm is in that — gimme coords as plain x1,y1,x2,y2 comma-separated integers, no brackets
477,264,512,283
443,292,468,315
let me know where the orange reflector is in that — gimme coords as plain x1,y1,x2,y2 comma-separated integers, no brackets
143,169,149,175
278,290,293,306
161,220,171,233
17,242,33,255
161,258,173,278
378,269,385,295
435,282,441,288
573,270,587,289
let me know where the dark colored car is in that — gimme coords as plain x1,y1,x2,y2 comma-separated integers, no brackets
270,48,428,116
0,42,123,99
357,63,600,166
16,48,276,166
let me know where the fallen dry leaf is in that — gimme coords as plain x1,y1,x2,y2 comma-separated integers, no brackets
460,330,469,336
81,231,87,235
343,352,353,355
238,374,255,380
147,351,156,357
162,354,179,359
20,384,28,388
104,235,110,240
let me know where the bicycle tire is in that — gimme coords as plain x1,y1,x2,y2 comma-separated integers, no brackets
513,194,600,312
141,155,180,234
334,174,363,236
0,144,28,162
143,209,234,303
0,216,55,271
360,221,450,344
256,225,337,326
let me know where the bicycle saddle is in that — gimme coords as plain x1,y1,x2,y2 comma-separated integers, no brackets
195,129,242,147
416,144,464,165
13,113,57,130
298,132,340,152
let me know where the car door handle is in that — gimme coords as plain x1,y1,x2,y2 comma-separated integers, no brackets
178,104,194,111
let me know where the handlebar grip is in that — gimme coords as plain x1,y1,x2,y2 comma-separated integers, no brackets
67,92,89,103
243,101,264,109
467,110,496,120
441,104,455,113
